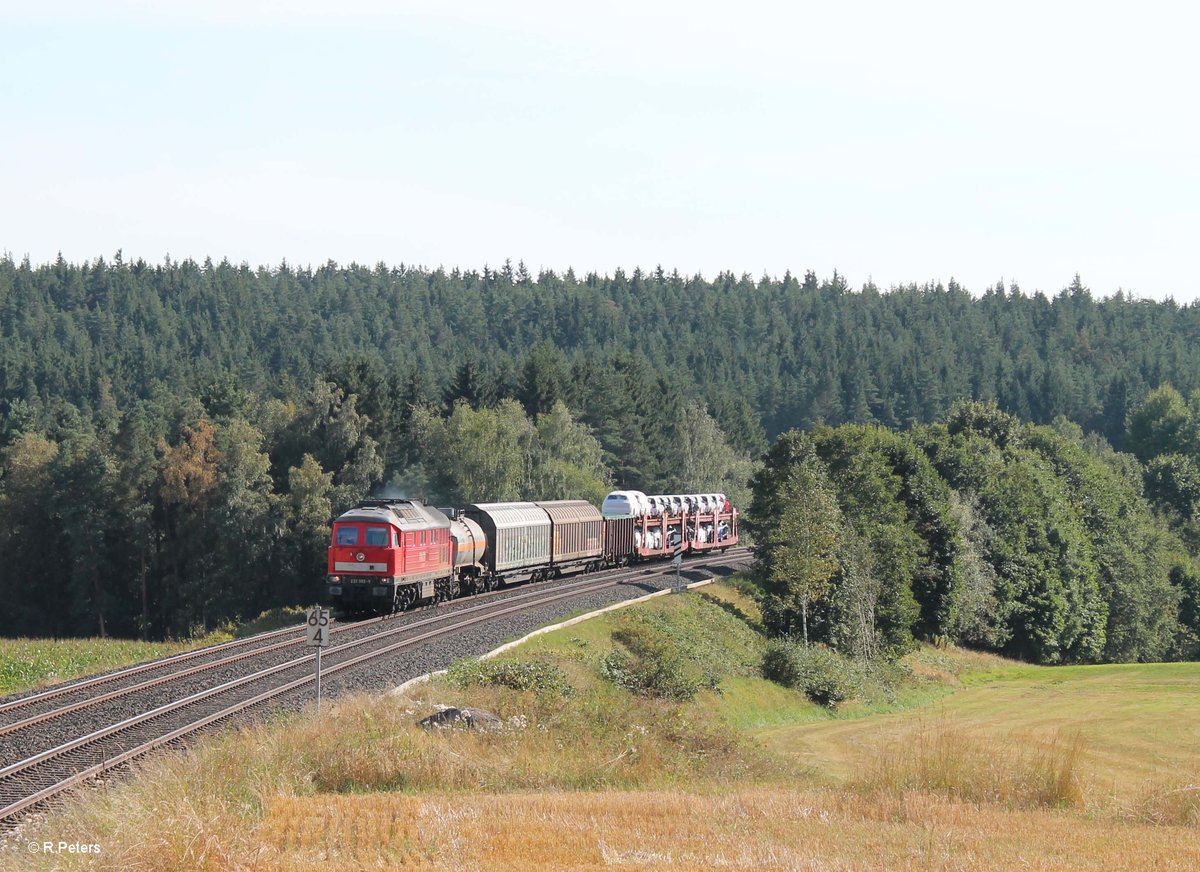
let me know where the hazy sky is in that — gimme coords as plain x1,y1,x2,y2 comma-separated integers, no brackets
3,1,1198,300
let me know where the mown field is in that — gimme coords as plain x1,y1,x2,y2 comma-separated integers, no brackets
762,658,1200,804
4,582,1198,870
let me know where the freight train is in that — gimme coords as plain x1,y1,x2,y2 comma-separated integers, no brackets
325,491,739,615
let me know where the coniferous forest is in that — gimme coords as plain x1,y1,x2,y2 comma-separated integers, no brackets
2,253,1200,660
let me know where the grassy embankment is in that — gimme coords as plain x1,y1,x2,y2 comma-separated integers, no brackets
5,581,1200,870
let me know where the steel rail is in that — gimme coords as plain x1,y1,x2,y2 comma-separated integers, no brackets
0,545,746,720
0,550,743,739
0,557,586,717
0,622,313,718
0,551,749,822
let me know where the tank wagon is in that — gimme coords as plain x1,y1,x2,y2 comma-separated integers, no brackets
326,491,736,615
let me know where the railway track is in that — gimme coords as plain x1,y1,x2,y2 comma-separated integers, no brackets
0,548,749,824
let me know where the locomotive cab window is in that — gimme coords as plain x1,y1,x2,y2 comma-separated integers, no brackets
365,527,389,546
335,526,359,546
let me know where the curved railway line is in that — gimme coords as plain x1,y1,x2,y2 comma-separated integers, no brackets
0,548,750,825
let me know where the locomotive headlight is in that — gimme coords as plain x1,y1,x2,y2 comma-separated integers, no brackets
330,576,341,583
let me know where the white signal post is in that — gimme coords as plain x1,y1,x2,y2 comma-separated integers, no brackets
306,607,331,712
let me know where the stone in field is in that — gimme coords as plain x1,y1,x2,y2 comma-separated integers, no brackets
417,706,502,731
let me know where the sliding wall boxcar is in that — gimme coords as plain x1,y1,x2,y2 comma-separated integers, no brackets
465,502,552,574
536,500,603,567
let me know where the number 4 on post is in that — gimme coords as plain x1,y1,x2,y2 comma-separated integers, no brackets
306,607,330,711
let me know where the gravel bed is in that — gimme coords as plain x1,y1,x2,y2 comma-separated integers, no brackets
0,560,742,768
0,634,299,710
0,573,600,714
0,560,746,828
0,562,673,712
189,574,687,736
219,562,743,715
0,575,572,712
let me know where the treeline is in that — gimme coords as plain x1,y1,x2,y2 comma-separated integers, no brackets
5,255,1200,449
748,400,1200,665
0,369,753,639
7,252,1200,649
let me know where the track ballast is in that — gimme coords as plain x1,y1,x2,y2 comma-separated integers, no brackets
0,549,750,825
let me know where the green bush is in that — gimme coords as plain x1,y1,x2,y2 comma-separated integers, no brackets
600,650,702,702
761,640,861,706
447,658,574,697
599,624,703,702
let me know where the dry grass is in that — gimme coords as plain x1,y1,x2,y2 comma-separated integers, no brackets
22,780,1196,871
10,660,1197,871
2,684,780,871
903,645,1016,686
252,787,1200,870
853,721,1087,810
1125,776,1200,827
4,589,1199,870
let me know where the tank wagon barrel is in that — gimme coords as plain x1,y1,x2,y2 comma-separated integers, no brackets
448,513,487,593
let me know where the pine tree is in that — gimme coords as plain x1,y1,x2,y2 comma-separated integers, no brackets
444,358,494,412
517,343,569,417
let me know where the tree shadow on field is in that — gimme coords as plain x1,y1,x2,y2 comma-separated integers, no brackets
698,589,765,635
704,564,741,578
620,581,668,595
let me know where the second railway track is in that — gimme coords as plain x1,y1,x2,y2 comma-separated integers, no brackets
0,548,749,824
